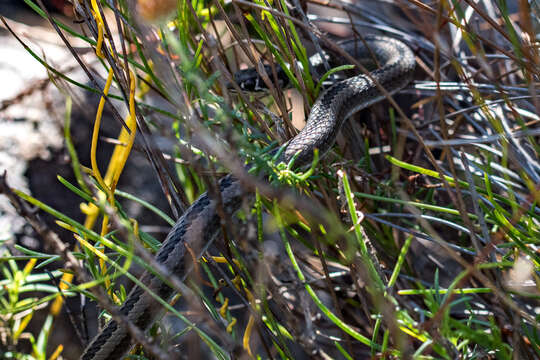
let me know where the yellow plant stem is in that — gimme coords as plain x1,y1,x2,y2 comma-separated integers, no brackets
108,70,137,192
49,344,64,360
81,68,137,303
242,288,256,357
243,315,255,357
50,272,74,316
23,258,37,275
90,68,115,203
226,317,237,333
89,67,116,295
62,0,139,311
219,297,229,317
13,312,33,340
76,234,112,263
91,0,105,58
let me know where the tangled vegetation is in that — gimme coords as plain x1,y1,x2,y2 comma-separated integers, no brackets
0,0,539,358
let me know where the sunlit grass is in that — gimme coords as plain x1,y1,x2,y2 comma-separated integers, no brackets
0,0,538,358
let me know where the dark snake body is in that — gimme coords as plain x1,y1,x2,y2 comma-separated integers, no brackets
81,35,415,360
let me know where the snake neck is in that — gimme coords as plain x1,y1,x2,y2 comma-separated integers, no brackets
282,36,415,167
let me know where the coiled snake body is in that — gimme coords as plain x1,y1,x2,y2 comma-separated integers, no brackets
81,35,415,360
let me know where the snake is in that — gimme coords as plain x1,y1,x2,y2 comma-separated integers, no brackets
81,35,415,360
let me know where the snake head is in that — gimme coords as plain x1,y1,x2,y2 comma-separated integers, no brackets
228,64,290,93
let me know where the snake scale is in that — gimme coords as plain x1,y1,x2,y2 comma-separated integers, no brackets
81,35,415,359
